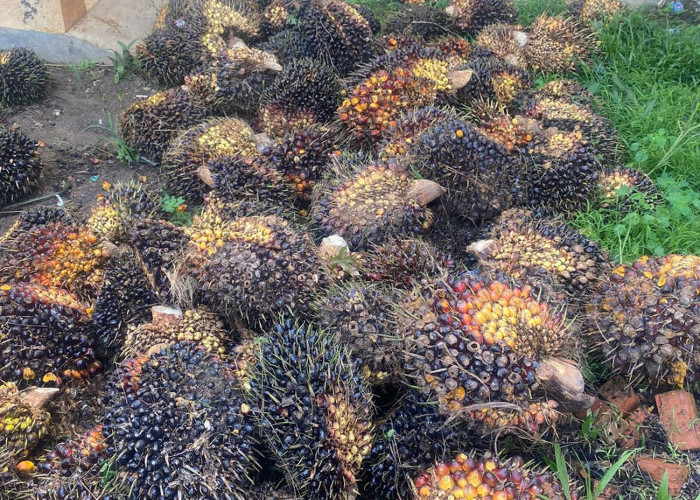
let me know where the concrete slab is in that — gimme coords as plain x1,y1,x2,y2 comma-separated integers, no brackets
0,27,111,63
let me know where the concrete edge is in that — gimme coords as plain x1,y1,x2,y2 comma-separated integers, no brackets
0,27,112,64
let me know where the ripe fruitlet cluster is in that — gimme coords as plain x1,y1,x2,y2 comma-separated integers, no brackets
86,181,158,243
0,382,51,456
596,165,661,210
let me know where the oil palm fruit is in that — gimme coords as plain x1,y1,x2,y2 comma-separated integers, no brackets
0,207,72,250
298,0,374,75
471,209,611,297
360,390,471,500
588,254,700,388
0,48,49,108
86,180,159,243
259,58,342,137
103,341,258,500
199,0,262,55
474,23,529,68
410,117,527,225
412,452,570,499
385,6,462,42
522,93,620,162
312,162,442,250
569,0,624,22
539,79,594,102
0,283,100,386
162,117,257,204
261,0,290,37
256,28,313,65
401,272,585,433
470,101,538,154
315,283,403,383
445,0,517,34
525,13,591,73
379,106,458,160
187,215,327,325
119,88,207,162
246,320,374,499
130,218,189,298
1,383,56,457
92,249,157,356
595,165,661,211
185,42,282,116
524,130,601,216
0,129,43,208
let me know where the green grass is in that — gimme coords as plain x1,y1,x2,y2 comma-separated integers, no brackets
514,0,567,24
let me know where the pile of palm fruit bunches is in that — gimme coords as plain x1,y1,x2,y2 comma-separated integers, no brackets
0,0,697,498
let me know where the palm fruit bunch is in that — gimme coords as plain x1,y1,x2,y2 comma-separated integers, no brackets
86,180,159,243
251,483,297,500
384,6,462,42
246,320,374,499
297,0,374,75
0,48,49,108
412,452,570,500
473,209,611,297
0,282,100,386
524,130,601,216
411,117,526,225
131,218,189,298
257,29,313,66
121,307,231,360
103,341,258,500
475,107,537,155
2,222,108,300
1,382,52,457
206,155,295,215
162,117,257,204
188,215,327,325
360,391,470,499
524,14,591,73
474,23,529,68
261,0,290,37
119,88,207,162
135,13,206,87
92,249,157,356
595,165,661,211
569,0,624,22
401,272,573,432
445,0,516,34
262,126,337,209
259,58,342,137
432,36,474,62
361,237,452,289
453,51,532,109
185,43,282,116
379,106,457,159
199,0,262,56
522,93,619,162
539,79,594,102
312,162,440,250
0,129,43,208
315,283,402,383
1,207,72,251
588,254,700,388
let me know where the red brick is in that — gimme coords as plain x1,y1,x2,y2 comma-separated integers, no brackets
655,390,700,451
599,376,641,416
636,456,689,496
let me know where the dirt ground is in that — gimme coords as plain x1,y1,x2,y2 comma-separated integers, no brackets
0,64,165,234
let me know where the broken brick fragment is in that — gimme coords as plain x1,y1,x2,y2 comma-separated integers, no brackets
636,456,689,496
655,390,700,451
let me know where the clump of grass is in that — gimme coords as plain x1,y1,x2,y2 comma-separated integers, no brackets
514,0,567,24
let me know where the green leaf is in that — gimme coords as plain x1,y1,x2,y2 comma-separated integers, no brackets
593,449,635,498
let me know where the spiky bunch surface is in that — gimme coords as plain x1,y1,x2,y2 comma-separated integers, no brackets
259,58,342,137
455,51,531,108
412,118,525,224
185,46,281,115
479,209,611,296
316,284,402,383
539,79,593,101
523,94,619,161
263,126,336,208
360,391,470,499
200,0,262,54
261,0,289,36
257,29,313,65
447,0,517,34
104,342,257,500
589,254,700,388
525,14,591,73
413,452,569,499
0,283,99,386
189,215,326,324
524,131,601,215
2,222,107,300
131,218,189,298
379,106,457,159
86,181,158,243
92,249,157,356
595,165,661,210
298,0,374,75
247,320,374,499
384,6,461,41
0,48,48,108
0,382,51,456
0,129,43,208
474,23,528,67
313,163,434,250
119,89,207,162
402,273,570,431
569,0,624,22
162,118,257,203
